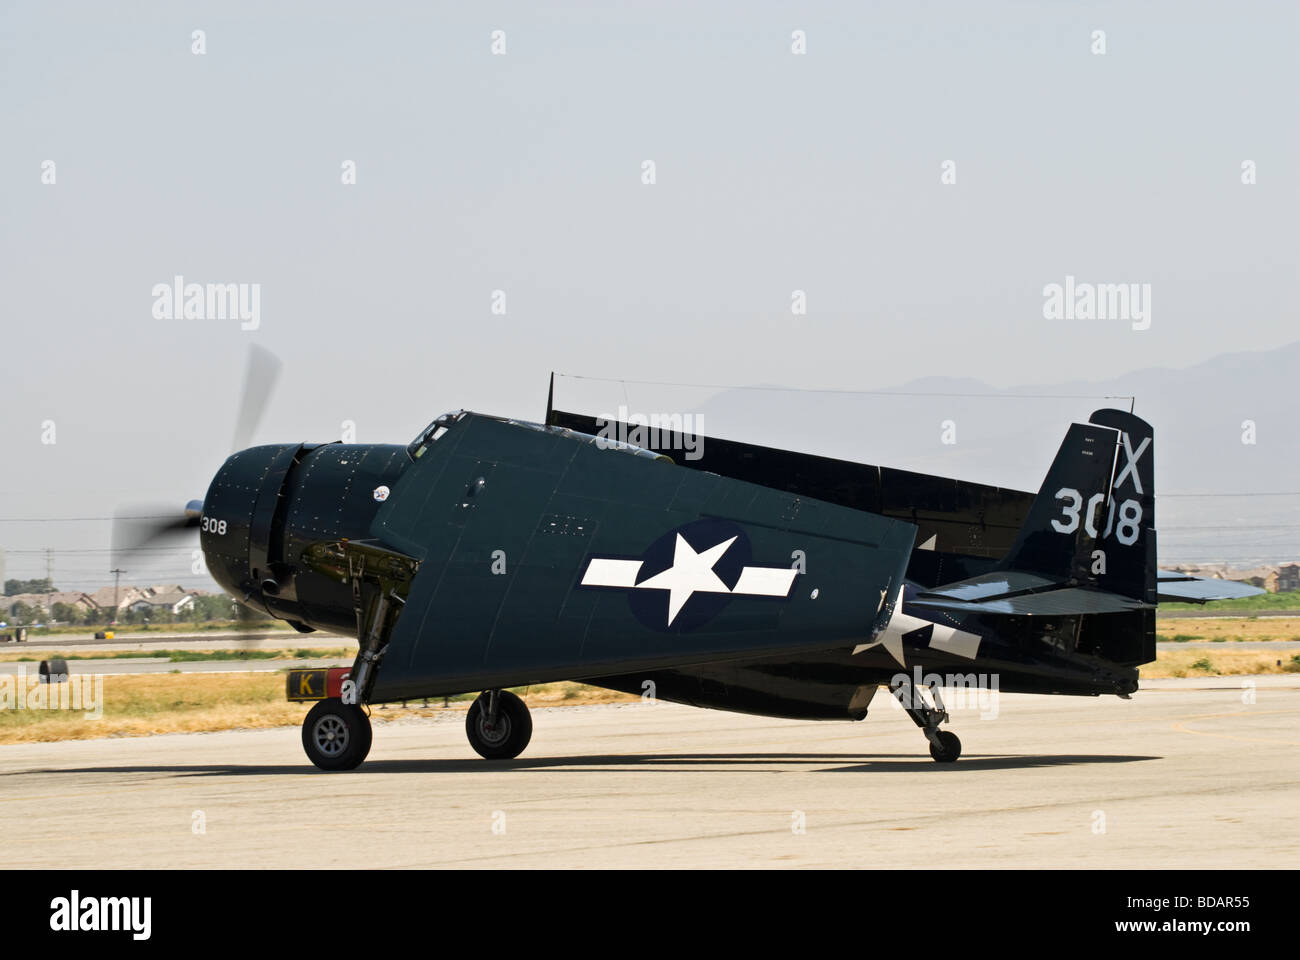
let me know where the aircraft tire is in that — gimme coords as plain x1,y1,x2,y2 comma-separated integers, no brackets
302,698,372,771
466,690,532,760
928,730,961,763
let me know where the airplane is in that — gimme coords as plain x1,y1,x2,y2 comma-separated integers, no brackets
120,355,1261,770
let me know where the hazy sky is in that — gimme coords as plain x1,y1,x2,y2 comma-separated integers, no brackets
1,1,1296,588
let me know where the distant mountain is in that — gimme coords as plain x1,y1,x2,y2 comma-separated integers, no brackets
684,341,1300,566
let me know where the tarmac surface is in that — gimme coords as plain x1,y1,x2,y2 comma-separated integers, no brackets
2,677,1297,869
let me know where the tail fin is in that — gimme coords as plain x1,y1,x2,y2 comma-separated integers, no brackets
1086,409,1155,604
911,409,1156,617
997,409,1154,603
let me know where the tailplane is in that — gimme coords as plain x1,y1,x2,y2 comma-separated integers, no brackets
912,409,1156,615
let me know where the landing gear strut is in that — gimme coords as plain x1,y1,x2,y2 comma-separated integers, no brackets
891,675,962,763
466,689,532,760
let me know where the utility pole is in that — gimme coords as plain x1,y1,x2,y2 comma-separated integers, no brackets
45,547,53,587
109,568,126,624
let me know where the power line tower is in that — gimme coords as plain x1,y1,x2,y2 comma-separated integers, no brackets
109,567,126,624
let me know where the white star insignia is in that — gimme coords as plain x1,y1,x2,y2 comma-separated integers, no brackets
635,534,738,625
581,533,798,626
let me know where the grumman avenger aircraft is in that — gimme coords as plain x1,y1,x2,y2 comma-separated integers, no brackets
122,354,1260,769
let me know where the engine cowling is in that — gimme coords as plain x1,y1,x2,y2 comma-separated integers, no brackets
199,442,411,633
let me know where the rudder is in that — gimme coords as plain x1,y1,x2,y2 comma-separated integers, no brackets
997,409,1154,604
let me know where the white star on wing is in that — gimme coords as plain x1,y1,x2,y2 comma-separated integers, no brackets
634,534,738,625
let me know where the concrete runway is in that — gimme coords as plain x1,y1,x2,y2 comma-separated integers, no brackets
2,677,1297,869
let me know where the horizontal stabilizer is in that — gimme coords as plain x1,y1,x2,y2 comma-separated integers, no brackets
913,569,1154,615
911,585,1151,616
913,567,1264,614
912,570,1058,603
1155,571,1266,604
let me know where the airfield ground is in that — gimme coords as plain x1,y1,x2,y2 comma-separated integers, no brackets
1,677,1296,869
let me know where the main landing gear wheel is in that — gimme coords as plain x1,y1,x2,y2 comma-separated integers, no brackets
302,698,372,771
466,689,532,760
928,730,962,763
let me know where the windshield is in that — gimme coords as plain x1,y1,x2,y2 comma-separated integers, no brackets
407,411,465,460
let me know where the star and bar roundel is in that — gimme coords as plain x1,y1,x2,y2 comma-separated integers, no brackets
577,518,799,632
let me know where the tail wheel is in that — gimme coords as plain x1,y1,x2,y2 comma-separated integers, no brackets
302,698,372,771
929,730,961,763
466,690,532,760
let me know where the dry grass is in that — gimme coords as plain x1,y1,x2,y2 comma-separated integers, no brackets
0,673,637,745
1140,648,1299,679
0,647,353,663
0,673,309,744
10,620,292,638
1156,616,1300,643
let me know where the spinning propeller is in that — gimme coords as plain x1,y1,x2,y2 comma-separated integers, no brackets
109,345,282,571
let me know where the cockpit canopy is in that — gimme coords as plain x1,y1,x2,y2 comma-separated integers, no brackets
407,411,466,460
406,410,672,463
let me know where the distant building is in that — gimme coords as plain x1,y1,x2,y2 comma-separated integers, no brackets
2,591,98,620
1224,566,1281,593
1278,564,1300,593
129,585,198,616
87,585,147,613
1239,569,1274,591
